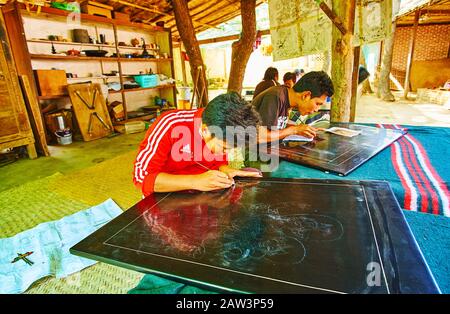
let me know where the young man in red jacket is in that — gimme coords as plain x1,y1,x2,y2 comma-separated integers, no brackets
133,93,263,197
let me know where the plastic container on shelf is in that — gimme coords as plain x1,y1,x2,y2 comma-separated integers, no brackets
133,74,158,88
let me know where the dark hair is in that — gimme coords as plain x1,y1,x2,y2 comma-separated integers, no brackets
263,67,278,81
283,72,297,84
293,71,334,98
202,92,261,145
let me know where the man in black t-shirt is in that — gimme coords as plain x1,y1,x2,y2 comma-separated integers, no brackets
253,71,334,141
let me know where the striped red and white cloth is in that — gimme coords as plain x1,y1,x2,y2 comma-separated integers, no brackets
377,124,450,217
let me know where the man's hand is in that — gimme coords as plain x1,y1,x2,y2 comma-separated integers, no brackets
287,124,319,138
193,170,235,191
219,165,263,180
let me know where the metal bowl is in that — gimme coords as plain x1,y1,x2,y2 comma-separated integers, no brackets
82,50,108,57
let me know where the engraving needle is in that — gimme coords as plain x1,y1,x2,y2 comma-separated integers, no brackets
194,161,235,186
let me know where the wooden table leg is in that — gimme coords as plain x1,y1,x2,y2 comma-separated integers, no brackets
26,143,37,159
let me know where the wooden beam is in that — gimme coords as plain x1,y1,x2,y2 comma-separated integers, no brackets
317,0,348,35
171,2,267,38
350,46,361,122
197,29,270,45
190,1,238,20
418,9,450,14
189,9,242,34
129,0,160,20
165,1,239,30
110,0,220,29
150,0,219,24
403,9,420,99
149,0,226,29
198,34,240,45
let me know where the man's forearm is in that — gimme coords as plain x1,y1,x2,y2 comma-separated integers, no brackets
153,173,200,192
257,126,292,143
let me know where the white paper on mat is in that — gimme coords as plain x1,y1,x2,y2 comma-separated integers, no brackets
325,127,362,137
283,134,314,142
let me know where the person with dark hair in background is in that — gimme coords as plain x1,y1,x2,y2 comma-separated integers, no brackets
253,71,334,141
134,93,262,196
283,72,297,88
253,67,280,99
294,69,305,81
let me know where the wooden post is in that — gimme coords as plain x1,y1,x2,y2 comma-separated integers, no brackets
172,0,208,107
26,143,38,159
227,0,257,94
330,0,357,122
403,10,420,100
349,46,360,122
322,50,331,73
377,22,397,101
223,49,227,81
19,75,50,156
113,24,127,120
179,42,187,86
360,48,373,94
317,1,348,35
378,41,384,68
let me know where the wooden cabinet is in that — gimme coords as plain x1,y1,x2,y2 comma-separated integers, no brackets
0,11,36,158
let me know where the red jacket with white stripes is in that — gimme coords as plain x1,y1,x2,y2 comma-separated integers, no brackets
133,109,228,196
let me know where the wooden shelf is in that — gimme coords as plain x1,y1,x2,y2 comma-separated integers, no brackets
19,4,176,121
66,76,131,80
38,94,69,100
37,84,175,100
114,114,157,124
27,39,116,49
21,6,167,32
27,40,159,51
118,46,159,51
30,53,172,62
117,57,172,62
109,84,176,94
30,54,116,61
67,76,108,80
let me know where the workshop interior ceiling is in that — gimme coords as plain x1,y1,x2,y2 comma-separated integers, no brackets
88,0,450,35
396,0,450,26
88,0,265,40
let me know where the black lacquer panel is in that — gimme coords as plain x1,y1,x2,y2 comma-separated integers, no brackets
70,178,439,294
268,123,406,176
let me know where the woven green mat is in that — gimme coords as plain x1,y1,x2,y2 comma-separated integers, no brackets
26,263,143,294
0,173,88,238
0,154,144,294
49,151,141,209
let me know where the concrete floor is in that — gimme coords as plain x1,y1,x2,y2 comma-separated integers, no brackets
1,92,449,192
355,92,450,127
